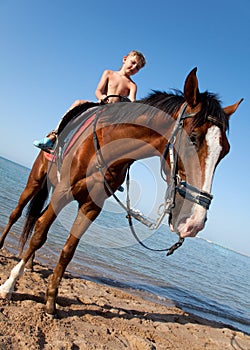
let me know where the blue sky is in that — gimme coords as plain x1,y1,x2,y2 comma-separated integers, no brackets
0,0,249,255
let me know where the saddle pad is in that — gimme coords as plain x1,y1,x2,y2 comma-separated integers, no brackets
44,106,99,162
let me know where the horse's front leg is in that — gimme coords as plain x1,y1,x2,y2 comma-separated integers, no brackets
45,234,79,316
45,202,101,316
0,205,57,299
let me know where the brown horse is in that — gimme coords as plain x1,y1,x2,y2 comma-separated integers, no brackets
0,68,242,316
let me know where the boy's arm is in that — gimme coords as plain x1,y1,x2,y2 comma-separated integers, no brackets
128,82,137,102
95,70,110,102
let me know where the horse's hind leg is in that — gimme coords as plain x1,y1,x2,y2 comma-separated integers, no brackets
0,203,58,299
0,153,48,249
0,184,41,249
0,182,70,299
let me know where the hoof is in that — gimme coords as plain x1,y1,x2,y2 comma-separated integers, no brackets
45,311,58,319
0,289,12,300
24,267,33,272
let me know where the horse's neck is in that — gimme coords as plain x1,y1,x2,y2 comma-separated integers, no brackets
133,111,177,152
103,112,177,161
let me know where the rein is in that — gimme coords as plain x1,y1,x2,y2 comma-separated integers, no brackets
92,99,213,256
101,95,131,103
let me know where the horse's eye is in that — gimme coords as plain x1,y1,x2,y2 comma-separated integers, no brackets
189,133,197,145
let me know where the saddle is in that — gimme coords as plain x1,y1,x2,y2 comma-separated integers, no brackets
44,96,131,172
44,102,100,167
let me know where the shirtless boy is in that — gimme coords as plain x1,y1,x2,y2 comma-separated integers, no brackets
34,50,146,151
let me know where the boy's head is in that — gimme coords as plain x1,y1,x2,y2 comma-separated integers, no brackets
125,50,146,70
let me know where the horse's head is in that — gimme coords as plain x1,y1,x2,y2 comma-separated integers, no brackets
167,68,243,238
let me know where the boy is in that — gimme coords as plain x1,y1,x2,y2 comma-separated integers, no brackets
33,50,146,151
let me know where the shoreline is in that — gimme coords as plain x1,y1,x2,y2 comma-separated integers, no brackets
1,248,250,349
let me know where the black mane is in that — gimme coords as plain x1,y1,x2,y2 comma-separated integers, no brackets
99,90,229,132
140,90,229,131
139,90,185,115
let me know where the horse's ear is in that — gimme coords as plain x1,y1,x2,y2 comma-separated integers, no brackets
184,67,200,107
223,98,244,118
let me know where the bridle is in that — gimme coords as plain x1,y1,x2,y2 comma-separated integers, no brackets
92,100,214,255
160,102,213,217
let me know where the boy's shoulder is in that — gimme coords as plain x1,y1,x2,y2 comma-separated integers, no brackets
103,69,125,79
102,69,115,76
128,76,137,85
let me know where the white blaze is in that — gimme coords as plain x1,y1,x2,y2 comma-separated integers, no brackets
178,125,222,237
203,125,222,193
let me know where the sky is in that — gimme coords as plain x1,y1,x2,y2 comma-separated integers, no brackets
0,0,249,256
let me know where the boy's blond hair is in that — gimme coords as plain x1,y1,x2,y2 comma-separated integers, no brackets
127,50,146,69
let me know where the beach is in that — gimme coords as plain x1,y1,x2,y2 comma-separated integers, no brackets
0,248,249,350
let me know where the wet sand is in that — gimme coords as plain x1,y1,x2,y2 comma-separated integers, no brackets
0,248,249,350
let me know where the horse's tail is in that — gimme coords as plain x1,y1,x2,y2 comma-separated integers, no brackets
19,177,51,254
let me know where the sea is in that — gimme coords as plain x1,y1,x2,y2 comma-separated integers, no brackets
0,155,249,334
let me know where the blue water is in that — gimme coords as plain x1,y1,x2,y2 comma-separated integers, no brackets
0,156,249,334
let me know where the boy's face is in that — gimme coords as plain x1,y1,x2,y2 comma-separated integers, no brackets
123,55,142,76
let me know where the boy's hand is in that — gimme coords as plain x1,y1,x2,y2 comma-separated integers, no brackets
101,96,109,104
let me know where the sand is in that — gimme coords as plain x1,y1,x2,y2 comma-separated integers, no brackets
0,248,249,350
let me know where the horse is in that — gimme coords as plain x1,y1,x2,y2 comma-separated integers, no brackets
0,68,242,316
